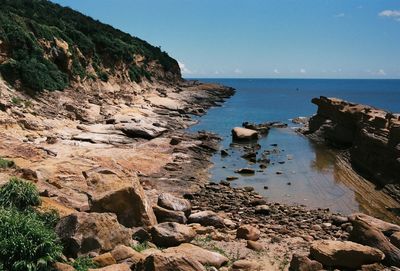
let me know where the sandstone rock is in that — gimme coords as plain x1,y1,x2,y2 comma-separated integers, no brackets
110,245,145,267
391,232,400,249
188,211,225,228
163,243,228,267
116,121,167,139
231,260,261,271
157,193,191,216
231,127,258,141
310,240,384,268
288,254,323,271
236,225,260,241
349,213,400,236
136,253,206,271
153,205,187,224
53,262,76,271
56,212,133,258
150,222,196,247
88,263,131,271
90,184,157,228
246,240,263,251
93,252,116,267
349,216,400,266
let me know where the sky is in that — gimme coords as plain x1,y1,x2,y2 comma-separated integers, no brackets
51,0,400,79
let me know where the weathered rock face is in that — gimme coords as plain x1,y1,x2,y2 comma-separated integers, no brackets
231,127,258,141
310,240,384,269
157,193,192,216
306,96,400,197
136,253,206,271
150,222,196,247
236,225,260,241
288,254,323,271
89,179,157,227
153,205,187,224
55,212,133,258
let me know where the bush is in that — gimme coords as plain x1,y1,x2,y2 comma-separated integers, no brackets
0,208,63,271
72,256,98,271
0,177,40,210
0,158,15,169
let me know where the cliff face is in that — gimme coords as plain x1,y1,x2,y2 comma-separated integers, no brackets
0,0,181,94
307,97,400,191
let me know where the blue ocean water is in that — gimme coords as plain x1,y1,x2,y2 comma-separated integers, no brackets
189,79,400,219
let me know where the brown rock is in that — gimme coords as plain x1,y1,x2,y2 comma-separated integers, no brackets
90,184,157,228
93,252,116,267
310,240,384,269
55,212,133,258
136,253,206,271
349,216,400,266
88,263,131,271
53,262,76,271
188,211,225,228
288,254,323,271
349,213,400,235
231,260,261,271
232,127,258,141
163,243,228,268
153,205,187,224
236,225,260,241
361,263,386,271
150,222,196,247
391,232,400,249
158,193,192,216
246,240,263,251
111,244,145,263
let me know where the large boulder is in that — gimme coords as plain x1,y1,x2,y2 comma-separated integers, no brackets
349,216,400,267
163,243,228,268
349,213,400,236
231,260,261,271
236,225,260,241
56,212,133,258
231,127,258,141
188,211,225,228
310,240,384,269
150,222,196,247
88,263,131,271
90,184,157,228
136,253,206,271
153,205,187,224
157,193,192,216
111,245,145,268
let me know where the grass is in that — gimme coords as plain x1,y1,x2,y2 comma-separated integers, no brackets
132,241,151,252
0,158,15,169
71,256,98,271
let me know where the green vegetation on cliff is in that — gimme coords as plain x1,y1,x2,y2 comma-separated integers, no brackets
0,0,181,93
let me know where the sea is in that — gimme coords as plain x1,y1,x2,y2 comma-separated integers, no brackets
189,78,400,221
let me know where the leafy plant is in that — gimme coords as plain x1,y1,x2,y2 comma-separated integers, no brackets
0,207,63,271
71,256,98,271
0,158,15,169
132,241,150,252
0,177,41,210
35,209,60,228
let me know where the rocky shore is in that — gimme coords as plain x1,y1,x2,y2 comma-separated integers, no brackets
304,96,400,203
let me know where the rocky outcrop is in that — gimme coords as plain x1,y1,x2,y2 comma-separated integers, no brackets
55,212,133,258
310,240,384,269
136,253,206,271
306,96,400,200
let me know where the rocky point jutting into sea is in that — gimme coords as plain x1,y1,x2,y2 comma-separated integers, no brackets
1,1,400,271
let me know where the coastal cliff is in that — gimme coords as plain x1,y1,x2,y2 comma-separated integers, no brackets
306,96,400,201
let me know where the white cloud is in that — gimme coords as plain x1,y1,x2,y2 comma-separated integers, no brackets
334,13,345,18
178,61,192,75
234,68,243,74
300,68,306,74
379,10,400,21
273,68,280,74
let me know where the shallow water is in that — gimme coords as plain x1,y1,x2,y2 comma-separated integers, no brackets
189,79,400,221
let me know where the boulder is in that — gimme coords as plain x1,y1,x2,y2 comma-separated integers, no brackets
115,122,167,139
153,205,187,224
231,127,258,141
56,212,133,258
53,263,76,271
188,211,225,228
236,225,260,241
136,253,206,271
90,184,157,228
93,253,116,267
349,213,400,236
150,222,196,247
88,263,131,271
110,245,145,268
246,240,263,251
163,243,228,268
391,232,400,249
231,260,261,271
157,193,192,216
349,217,400,267
288,254,323,271
310,240,384,269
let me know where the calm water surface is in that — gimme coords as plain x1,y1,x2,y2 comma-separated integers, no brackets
189,79,400,220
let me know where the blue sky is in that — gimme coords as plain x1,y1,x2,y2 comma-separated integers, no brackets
51,0,400,79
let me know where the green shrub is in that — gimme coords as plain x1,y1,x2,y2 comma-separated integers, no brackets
0,207,63,271
72,256,98,271
0,177,41,210
35,209,60,228
132,241,150,252
0,158,15,169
